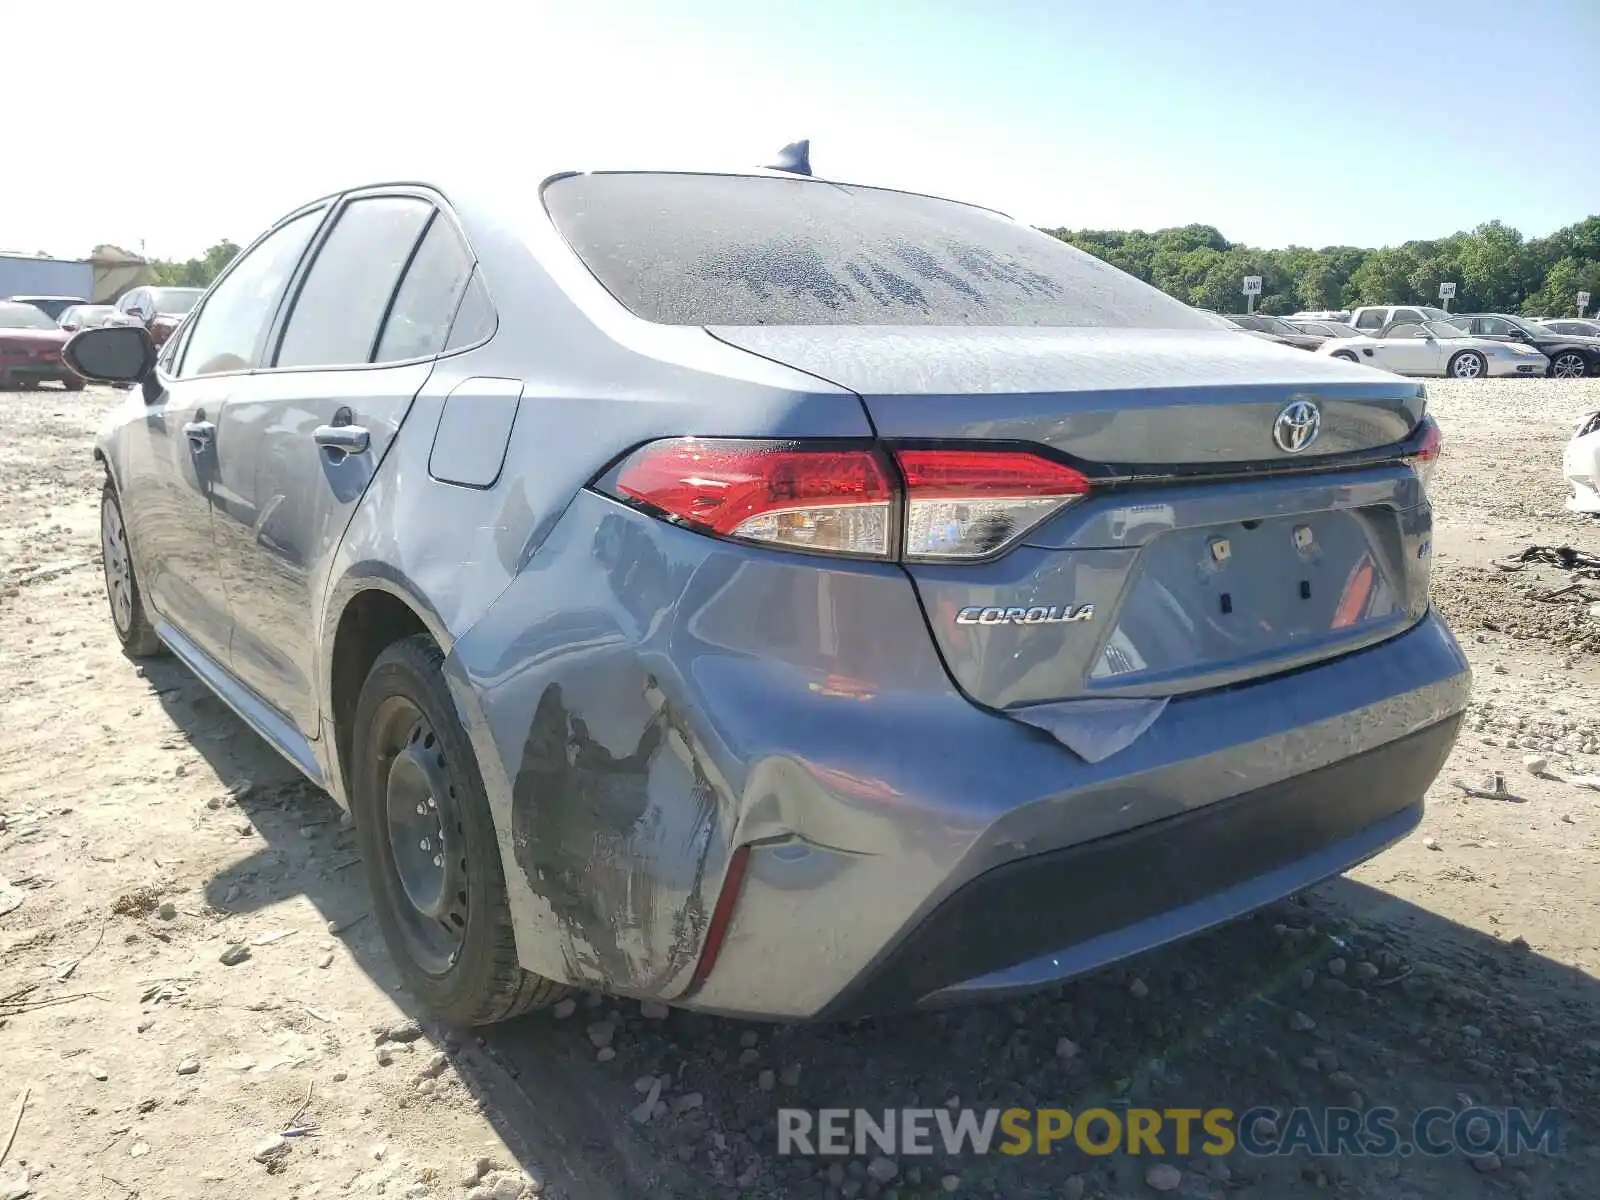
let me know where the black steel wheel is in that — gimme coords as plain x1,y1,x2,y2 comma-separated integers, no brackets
350,635,566,1024
100,481,164,657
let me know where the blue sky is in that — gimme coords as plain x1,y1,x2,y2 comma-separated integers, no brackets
8,0,1597,259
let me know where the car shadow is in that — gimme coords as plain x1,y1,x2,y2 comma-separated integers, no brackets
140,653,1600,1199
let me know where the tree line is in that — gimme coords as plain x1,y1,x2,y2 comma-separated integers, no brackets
1046,216,1600,318
150,213,1600,321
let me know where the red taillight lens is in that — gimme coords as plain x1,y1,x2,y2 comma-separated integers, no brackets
609,439,1093,561
614,438,895,557
1402,417,1442,489
896,448,1092,560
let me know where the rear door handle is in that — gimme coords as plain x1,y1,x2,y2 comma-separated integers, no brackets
183,420,214,449
313,424,370,458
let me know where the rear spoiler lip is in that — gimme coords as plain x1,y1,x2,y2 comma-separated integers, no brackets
883,416,1439,492
1100,416,1437,488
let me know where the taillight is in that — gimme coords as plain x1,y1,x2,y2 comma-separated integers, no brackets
1402,417,1442,490
614,438,895,558
897,448,1091,560
606,438,1091,561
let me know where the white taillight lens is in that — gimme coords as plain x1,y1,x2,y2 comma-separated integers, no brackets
895,448,1092,560
613,438,895,558
1402,417,1442,490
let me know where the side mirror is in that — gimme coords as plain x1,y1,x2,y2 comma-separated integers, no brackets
63,325,158,387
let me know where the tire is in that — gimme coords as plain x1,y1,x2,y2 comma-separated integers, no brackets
62,377,86,392
1448,350,1486,380
350,635,566,1025
1550,351,1588,380
100,481,164,657
1331,350,1359,363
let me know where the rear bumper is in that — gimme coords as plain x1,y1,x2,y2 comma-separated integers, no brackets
817,715,1454,1018
0,363,76,384
449,492,1470,1021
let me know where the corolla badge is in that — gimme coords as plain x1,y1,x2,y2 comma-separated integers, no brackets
1273,399,1322,453
956,605,1094,626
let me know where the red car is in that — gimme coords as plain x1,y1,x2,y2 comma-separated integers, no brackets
0,300,83,391
109,285,204,348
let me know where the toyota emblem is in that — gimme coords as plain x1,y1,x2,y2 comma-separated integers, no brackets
1273,399,1321,454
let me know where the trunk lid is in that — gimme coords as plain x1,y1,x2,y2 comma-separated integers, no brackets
711,325,1433,709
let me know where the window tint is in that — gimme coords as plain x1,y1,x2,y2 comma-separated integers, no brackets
178,211,322,377
544,173,1215,329
1394,309,1423,326
276,196,433,368
1355,310,1384,329
445,269,495,350
374,213,474,362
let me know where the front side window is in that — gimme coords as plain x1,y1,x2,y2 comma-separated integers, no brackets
177,209,324,378
374,213,475,363
543,172,1218,329
275,196,433,368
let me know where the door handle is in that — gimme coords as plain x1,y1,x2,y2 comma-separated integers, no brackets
313,424,370,458
183,419,215,449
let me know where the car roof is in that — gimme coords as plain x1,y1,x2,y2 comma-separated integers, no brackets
289,164,1015,225
7,294,86,301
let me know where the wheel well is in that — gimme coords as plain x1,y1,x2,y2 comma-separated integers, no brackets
330,589,431,792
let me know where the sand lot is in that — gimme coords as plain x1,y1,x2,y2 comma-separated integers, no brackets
2,378,1598,1200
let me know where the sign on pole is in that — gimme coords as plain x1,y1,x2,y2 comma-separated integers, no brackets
1438,281,1456,312
1579,290,1592,318
1242,275,1262,314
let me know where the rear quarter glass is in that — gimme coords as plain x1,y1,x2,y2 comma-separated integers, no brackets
541,172,1220,330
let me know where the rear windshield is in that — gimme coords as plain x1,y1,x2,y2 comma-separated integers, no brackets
151,288,202,315
0,302,58,329
543,172,1217,329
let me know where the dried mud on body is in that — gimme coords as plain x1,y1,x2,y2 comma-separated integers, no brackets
2,379,1599,1200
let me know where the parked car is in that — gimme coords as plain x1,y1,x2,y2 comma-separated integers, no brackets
66,166,1468,1025
1347,305,1459,333
1285,319,1363,340
108,286,204,348
0,300,84,390
1563,410,1600,514
1537,318,1600,338
7,294,89,322
1225,313,1325,350
58,304,118,332
1452,313,1600,378
1318,319,1548,378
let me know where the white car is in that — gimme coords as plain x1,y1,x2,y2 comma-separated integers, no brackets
1564,411,1600,514
1316,319,1549,379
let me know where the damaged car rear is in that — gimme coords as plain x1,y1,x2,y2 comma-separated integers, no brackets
78,162,1470,1026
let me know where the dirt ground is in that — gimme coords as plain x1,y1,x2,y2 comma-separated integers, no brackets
2,377,1599,1200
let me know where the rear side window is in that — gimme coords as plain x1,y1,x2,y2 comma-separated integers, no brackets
445,269,495,350
178,210,323,377
374,214,475,362
276,196,433,368
1355,310,1385,329
544,173,1215,329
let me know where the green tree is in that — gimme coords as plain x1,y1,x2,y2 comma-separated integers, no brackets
150,240,241,288
1048,214,1600,318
